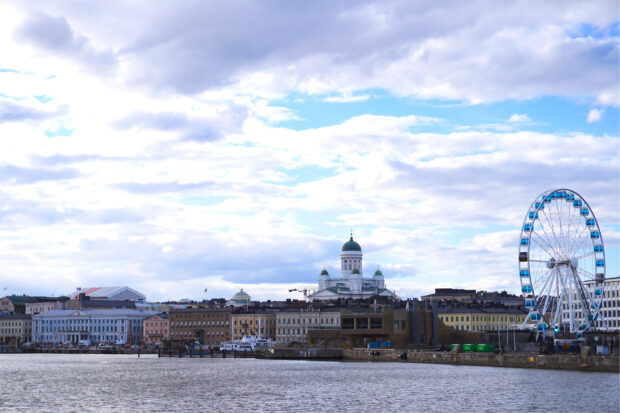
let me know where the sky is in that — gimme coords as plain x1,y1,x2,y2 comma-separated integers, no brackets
0,1,618,302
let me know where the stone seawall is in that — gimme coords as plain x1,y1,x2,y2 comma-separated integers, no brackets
343,349,619,373
256,347,343,360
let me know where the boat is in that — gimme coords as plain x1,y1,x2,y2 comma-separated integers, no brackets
219,336,276,352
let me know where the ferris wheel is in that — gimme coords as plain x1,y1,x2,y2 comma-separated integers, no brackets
518,189,606,336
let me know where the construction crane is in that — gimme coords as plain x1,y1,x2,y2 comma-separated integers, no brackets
288,288,312,298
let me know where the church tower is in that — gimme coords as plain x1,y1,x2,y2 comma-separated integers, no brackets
341,232,362,293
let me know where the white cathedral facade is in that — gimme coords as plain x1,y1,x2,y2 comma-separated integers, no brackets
308,235,397,301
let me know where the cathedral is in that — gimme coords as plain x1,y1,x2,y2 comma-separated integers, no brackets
308,234,397,301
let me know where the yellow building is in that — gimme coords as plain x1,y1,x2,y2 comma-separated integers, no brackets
0,314,32,346
438,306,527,332
231,312,276,340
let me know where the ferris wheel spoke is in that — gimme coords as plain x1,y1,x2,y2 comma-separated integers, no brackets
530,230,557,257
542,206,566,257
538,207,563,256
566,196,575,253
567,224,591,258
530,266,549,288
573,251,595,260
576,266,597,281
554,197,568,253
566,203,590,256
569,233,593,261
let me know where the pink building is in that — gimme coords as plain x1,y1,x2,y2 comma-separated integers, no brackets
143,313,169,345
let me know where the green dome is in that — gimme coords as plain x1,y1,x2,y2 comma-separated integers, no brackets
320,268,329,276
374,268,383,277
342,236,361,252
232,289,251,302
351,268,360,274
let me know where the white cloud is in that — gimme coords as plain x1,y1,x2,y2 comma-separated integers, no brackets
324,93,371,103
0,1,617,301
587,108,603,123
508,113,530,123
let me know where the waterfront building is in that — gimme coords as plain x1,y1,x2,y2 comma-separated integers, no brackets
276,308,341,344
0,314,32,346
421,288,476,301
308,234,397,301
143,313,169,345
25,300,67,315
168,307,231,347
437,305,527,332
306,307,410,348
231,311,276,340
564,276,620,332
67,287,146,302
31,309,159,345
0,295,68,314
421,288,523,307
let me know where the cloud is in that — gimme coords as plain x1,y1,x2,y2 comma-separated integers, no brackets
112,106,247,141
0,99,67,123
8,2,616,104
0,1,618,302
14,12,117,74
0,163,79,183
508,113,530,123
587,108,603,123
324,93,371,103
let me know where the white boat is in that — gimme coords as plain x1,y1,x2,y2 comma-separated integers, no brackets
219,336,275,352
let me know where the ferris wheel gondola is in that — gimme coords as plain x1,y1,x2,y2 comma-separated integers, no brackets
518,189,606,336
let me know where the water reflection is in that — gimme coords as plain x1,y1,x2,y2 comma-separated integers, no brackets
0,354,617,413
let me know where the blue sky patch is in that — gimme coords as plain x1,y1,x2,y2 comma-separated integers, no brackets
272,91,619,136
34,95,53,104
45,127,75,137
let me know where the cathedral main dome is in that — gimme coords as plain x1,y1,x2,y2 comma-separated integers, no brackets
341,236,361,252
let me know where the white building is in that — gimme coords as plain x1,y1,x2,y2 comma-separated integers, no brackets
68,287,146,302
559,276,619,332
587,276,619,331
276,309,341,344
308,234,397,301
32,309,159,345
25,301,66,315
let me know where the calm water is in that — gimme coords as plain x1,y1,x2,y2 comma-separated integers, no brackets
0,354,617,412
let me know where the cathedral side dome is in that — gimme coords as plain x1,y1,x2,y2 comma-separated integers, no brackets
232,289,251,304
374,268,383,277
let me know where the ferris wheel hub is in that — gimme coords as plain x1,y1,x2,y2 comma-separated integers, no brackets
570,258,578,269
